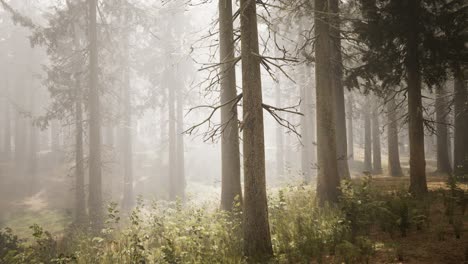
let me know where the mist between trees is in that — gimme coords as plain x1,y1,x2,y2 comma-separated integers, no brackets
0,0,466,263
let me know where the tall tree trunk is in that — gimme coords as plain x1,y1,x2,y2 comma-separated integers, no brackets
122,24,134,210
275,78,284,177
88,0,103,227
406,0,427,195
239,0,273,259
453,70,468,176
364,101,372,172
435,85,452,174
28,77,38,194
300,65,313,182
387,96,403,176
74,77,86,224
347,93,354,161
175,78,185,200
168,78,177,200
4,86,11,160
329,0,350,180
315,0,341,203
372,101,382,174
219,0,242,211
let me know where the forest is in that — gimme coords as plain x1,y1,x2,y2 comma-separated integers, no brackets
0,0,467,263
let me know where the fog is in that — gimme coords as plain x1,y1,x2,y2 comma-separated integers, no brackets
0,0,466,262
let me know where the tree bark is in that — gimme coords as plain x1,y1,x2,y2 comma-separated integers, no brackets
372,101,382,174
347,93,354,161
329,0,350,180
387,96,403,176
315,0,341,204
168,76,177,200
3,86,11,160
219,0,242,211
364,100,372,172
453,70,468,176
435,85,452,175
88,0,103,227
300,65,313,182
239,0,273,260
406,0,427,195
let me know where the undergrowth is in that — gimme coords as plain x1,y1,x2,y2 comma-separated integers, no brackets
0,177,465,264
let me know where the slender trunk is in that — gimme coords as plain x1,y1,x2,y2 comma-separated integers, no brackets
88,0,103,227
4,89,11,160
387,96,403,176
406,0,427,195
453,70,468,176
364,101,372,172
74,77,86,224
219,0,242,210
300,65,312,182
168,79,177,200
329,0,350,180
435,85,452,174
372,101,382,174
122,23,134,210
239,0,273,259
275,79,284,177
28,77,38,194
347,93,354,161
315,0,341,203
175,79,185,200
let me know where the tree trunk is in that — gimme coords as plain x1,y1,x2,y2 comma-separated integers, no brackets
175,78,185,201
315,0,341,204
329,0,350,180
168,78,177,200
435,85,452,175
372,101,382,174
121,22,134,210
219,0,242,211
406,0,427,195
300,65,313,182
453,70,468,176
387,96,403,176
347,93,354,161
28,77,38,194
239,0,273,260
88,0,103,227
3,90,11,160
74,77,86,224
275,78,284,177
364,100,372,172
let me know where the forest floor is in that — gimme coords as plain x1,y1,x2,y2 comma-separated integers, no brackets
0,153,467,263
362,175,467,264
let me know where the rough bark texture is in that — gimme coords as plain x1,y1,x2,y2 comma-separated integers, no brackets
372,102,382,174
387,96,403,176
453,70,468,175
406,0,427,195
239,0,273,260
364,101,372,172
219,0,242,211
329,0,350,180
435,85,452,175
315,0,341,204
88,0,103,227
347,93,354,161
